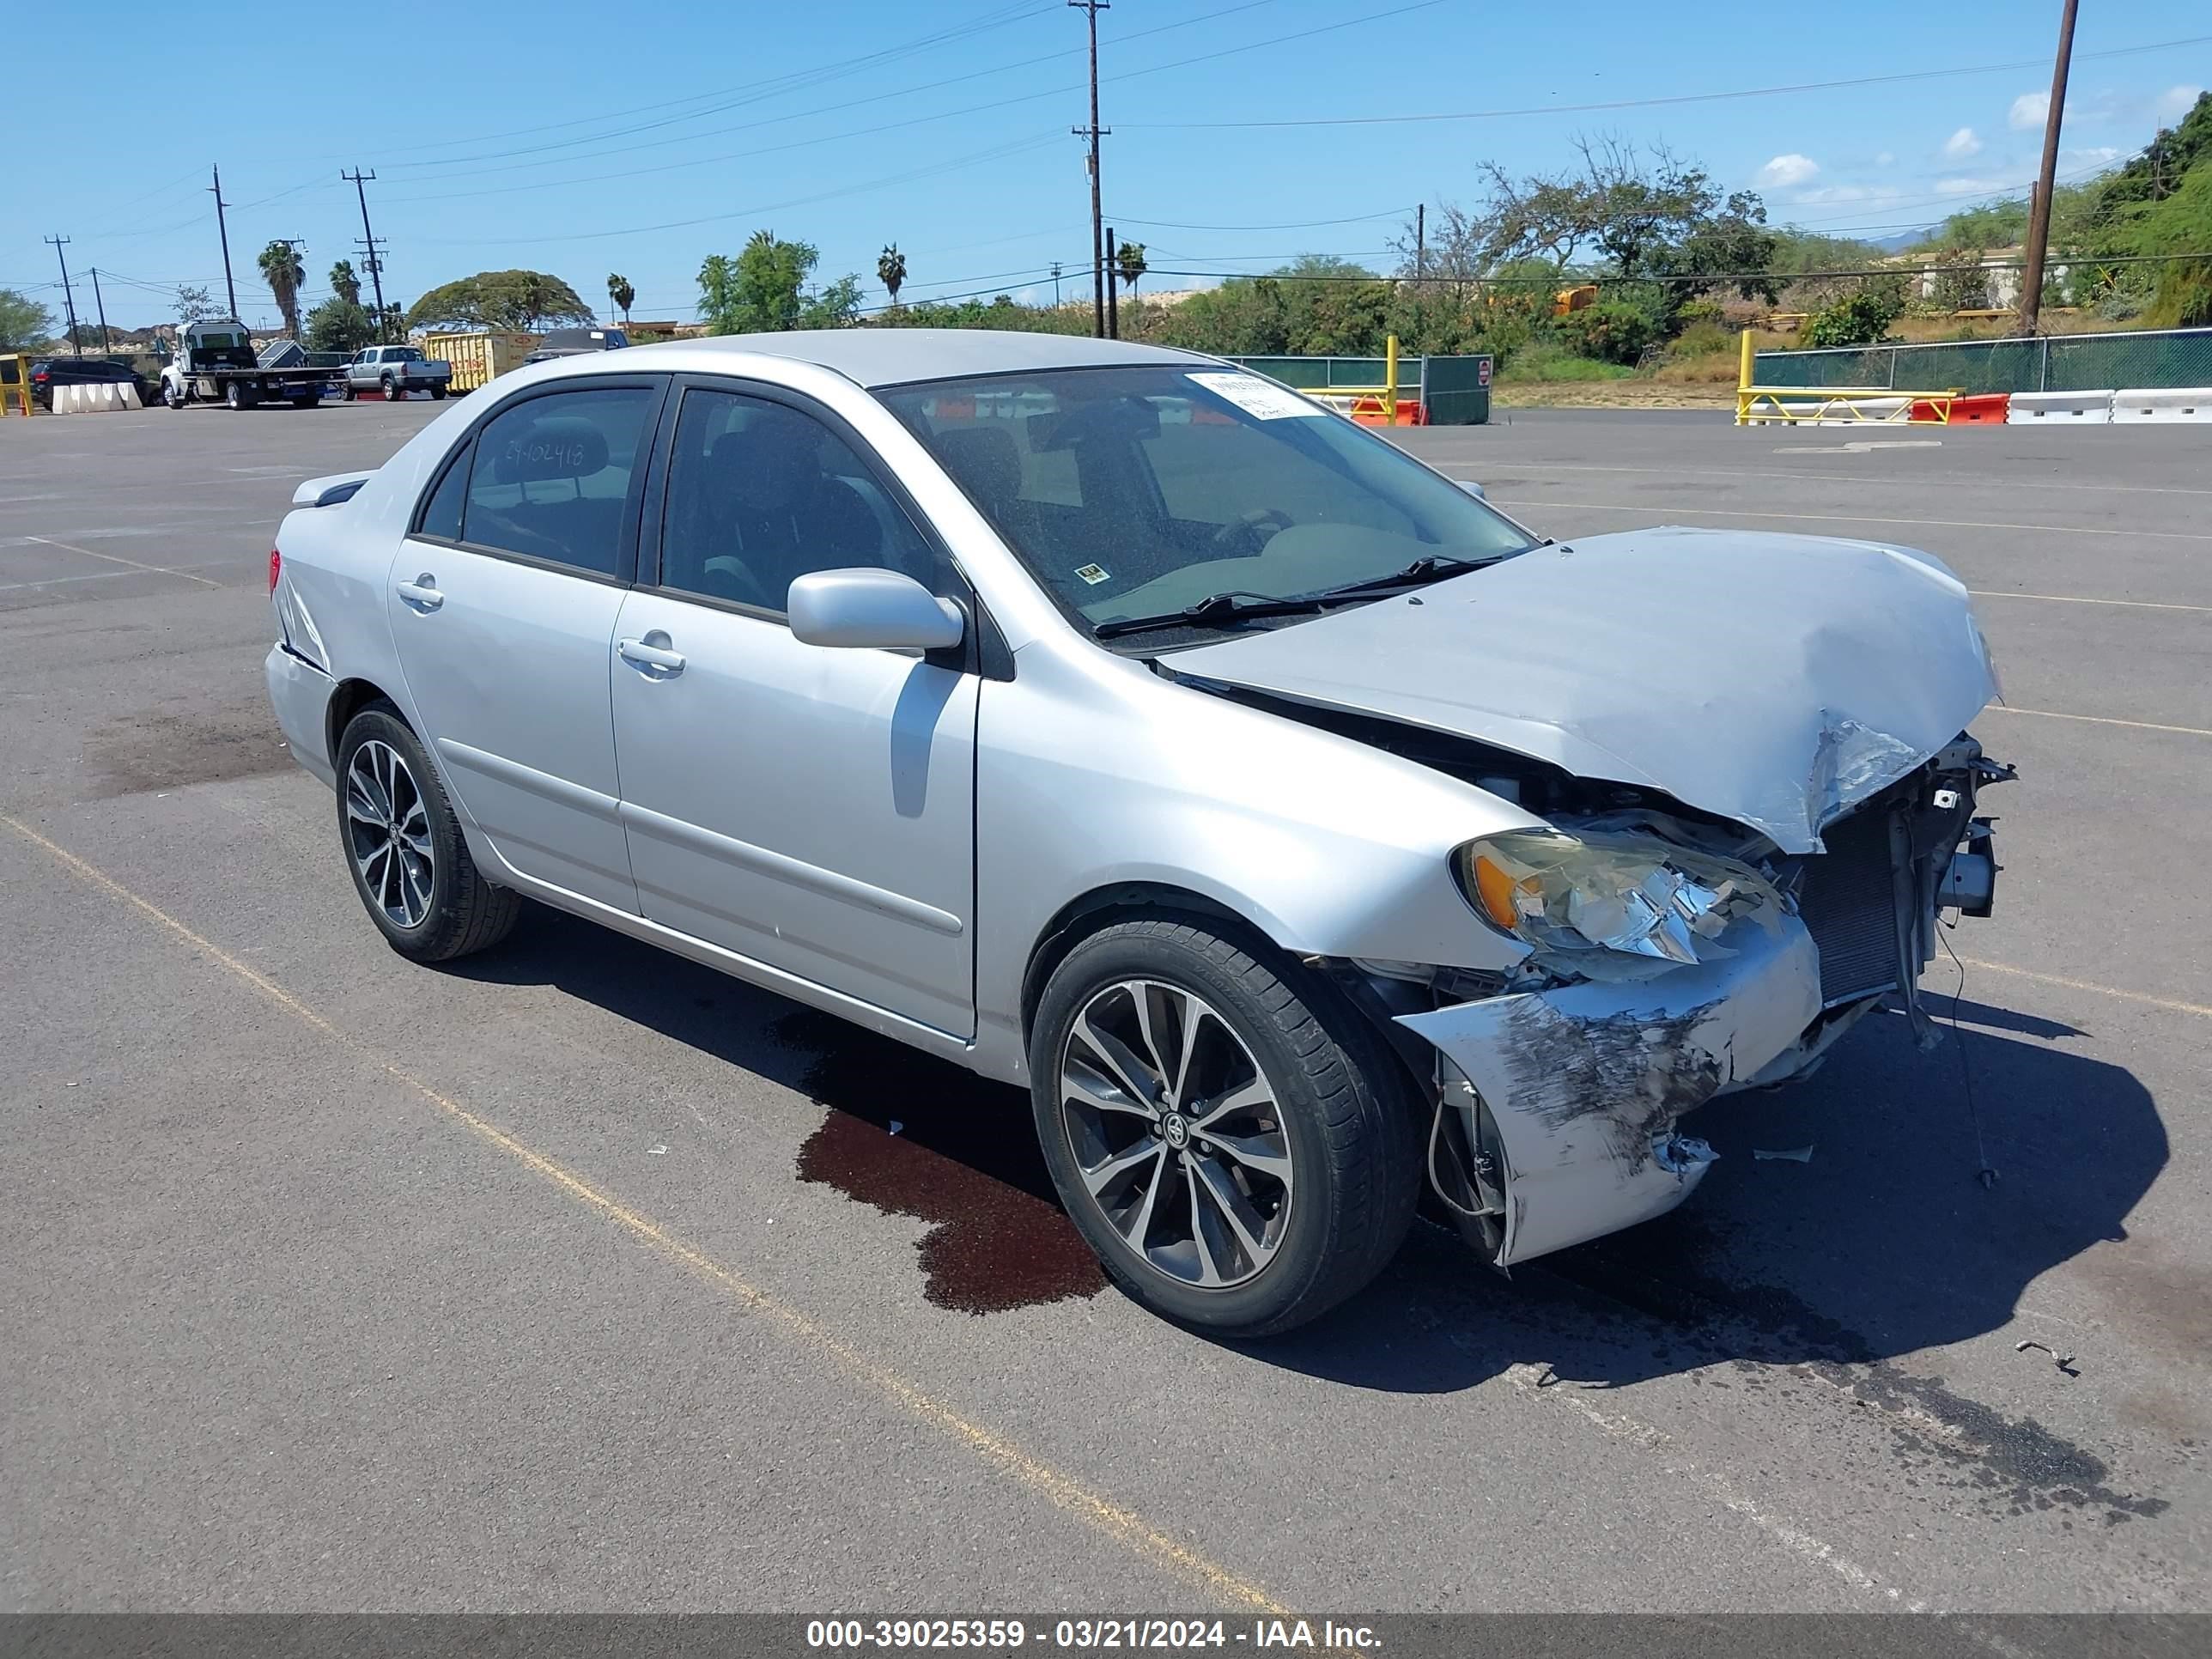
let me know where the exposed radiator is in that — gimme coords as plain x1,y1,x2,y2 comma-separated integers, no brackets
1796,805,1904,1006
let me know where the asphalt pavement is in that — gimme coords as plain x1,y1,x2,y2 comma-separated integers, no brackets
3,396,2206,1623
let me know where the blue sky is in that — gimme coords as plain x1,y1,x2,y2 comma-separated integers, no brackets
5,1,2207,331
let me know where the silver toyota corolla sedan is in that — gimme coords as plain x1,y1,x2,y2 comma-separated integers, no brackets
265,329,2010,1335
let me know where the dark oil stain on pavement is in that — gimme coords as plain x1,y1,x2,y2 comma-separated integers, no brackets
1539,1213,2172,1526
777,1010,1106,1315
85,686,295,798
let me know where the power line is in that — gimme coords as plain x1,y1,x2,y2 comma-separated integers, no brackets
1115,33,2212,130
1104,208,1412,232
373,0,1415,206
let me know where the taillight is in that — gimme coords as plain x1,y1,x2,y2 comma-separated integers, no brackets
268,548,282,595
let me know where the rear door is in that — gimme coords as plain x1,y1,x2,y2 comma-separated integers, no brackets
608,380,979,1036
387,377,667,913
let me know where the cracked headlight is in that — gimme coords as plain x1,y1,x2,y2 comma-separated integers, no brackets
1454,830,1782,967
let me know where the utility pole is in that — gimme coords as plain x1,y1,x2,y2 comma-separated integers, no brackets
1051,261,1063,307
210,165,240,321
45,236,82,355
90,268,112,355
1415,204,1425,283
343,169,392,343
1070,0,1109,339
1105,228,1120,340
2015,0,2078,337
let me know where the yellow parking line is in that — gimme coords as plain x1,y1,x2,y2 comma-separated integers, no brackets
1956,957,2212,1021
1489,498,2212,543
23,534,222,589
1966,591,2212,614
0,811,1289,1616
1984,705,2212,738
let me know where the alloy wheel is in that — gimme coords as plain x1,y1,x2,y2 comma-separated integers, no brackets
1058,979,1294,1290
344,739,434,928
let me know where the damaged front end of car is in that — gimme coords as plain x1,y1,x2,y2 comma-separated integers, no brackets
1341,737,2014,1268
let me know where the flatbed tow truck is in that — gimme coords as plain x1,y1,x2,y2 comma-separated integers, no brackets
161,320,343,410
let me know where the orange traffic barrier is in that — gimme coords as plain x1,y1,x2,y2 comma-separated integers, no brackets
1948,392,2011,424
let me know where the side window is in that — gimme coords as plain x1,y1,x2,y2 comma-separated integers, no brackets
416,440,471,541
657,387,935,614
461,385,656,577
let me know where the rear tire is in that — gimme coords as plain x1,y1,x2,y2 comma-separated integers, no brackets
225,380,252,410
343,382,358,402
382,377,402,402
1029,915,1421,1337
430,385,448,400
334,704,520,963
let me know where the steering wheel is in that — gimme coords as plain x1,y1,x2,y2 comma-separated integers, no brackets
1210,507,1295,556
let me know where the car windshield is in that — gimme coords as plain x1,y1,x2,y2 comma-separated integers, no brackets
878,365,1536,634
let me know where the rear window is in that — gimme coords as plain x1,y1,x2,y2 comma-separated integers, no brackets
459,386,656,577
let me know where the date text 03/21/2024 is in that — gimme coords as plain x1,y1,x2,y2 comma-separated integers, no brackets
804,1620,1381,1650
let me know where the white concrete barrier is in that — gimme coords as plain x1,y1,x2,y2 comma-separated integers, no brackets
2111,387,2212,423
2007,389,2112,425
118,381,142,410
46,380,142,414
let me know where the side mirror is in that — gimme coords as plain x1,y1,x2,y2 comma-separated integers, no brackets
787,568,965,652
1455,477,1487,501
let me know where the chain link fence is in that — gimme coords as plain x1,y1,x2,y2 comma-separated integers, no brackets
1753,327,2212,393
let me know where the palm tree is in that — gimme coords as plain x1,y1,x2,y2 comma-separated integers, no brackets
329,260,361,307
1115,240,1147,297
607,273,635,326
258,240,306,340
877,244,907,308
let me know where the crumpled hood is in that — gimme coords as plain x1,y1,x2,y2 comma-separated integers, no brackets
1168,526,1999,853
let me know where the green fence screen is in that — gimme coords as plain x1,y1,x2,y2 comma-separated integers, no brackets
1221,353,1492,423
1753,327,2212,394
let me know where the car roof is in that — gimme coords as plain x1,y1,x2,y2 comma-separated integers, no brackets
611,327,1216,388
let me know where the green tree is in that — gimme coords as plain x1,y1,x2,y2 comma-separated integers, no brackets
1115,240,1148,295
304,298,378,354
0,288,57,351
1799,281,1907,349
256,240,306,340
607,273,634,325
877,244,906,307
175,284,221,325
329,260,362,307
699,231,861,333
404,270,593,332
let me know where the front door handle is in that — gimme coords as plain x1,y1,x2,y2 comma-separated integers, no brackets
618,633,685,676
395,573,443,612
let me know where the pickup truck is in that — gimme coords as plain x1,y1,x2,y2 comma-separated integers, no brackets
161,320,344,410
343,345,453,402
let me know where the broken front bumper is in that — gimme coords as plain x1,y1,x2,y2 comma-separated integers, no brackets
1398,915,1824,1267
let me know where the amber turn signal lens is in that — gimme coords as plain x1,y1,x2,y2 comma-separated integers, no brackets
1471,855,1527,930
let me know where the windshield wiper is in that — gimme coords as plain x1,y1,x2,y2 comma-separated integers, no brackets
1306,553,1493,600
1092,589,1332,640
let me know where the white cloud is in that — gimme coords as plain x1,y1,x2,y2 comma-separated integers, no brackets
1784,184,1904,208
2061,145,2122,169
2008,91,2049,130
1755,152,1820,187
1875,150,1896,166
1942,126,1982,159
2154,84,2204,124
1936,175,2021,197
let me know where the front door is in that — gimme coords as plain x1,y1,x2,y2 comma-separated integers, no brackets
609,384,977,1037
386,378,664,914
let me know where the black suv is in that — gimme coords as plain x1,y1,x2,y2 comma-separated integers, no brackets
26,356,147,411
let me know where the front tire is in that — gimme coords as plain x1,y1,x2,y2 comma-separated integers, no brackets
1029,917,1420,1337
334,705,520,963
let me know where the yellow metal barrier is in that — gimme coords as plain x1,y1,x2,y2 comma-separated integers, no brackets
1307,335,1405,423
3,353,33,417
1734,329,1959,425
1737,387,1957,425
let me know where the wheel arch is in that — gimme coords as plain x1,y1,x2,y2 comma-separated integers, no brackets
325,676,405,770
1018,881,1290,1051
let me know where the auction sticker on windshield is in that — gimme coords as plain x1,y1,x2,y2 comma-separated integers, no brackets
1185,371,1327,419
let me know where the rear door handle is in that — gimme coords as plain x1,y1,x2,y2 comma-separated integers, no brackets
618,635,685,676
396,574,443,612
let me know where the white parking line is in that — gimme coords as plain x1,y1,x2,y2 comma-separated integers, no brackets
1984,704,2212,738
1958,958,2212,1021
1450,460,2212,499
21,535,221,589
1490,498,2212,543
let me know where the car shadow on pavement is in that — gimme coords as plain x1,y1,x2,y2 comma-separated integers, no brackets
451,908,2165,1407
